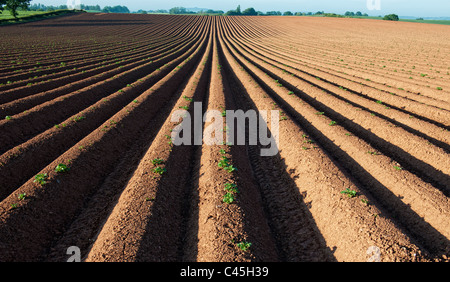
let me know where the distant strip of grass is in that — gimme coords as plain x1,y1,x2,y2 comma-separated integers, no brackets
350,16,450,25
308,14,450,26
0,9,84,25
399,19,450,25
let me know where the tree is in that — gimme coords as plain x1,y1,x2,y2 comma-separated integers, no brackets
266,11,281,16
383,14,399,21
169,7,187,14
345,11,355,17
226,5,242,16
102,5,130,13
355,11,362,16
242,7,257,16
225,10,239,15
283,11,293,16
1,0,31,18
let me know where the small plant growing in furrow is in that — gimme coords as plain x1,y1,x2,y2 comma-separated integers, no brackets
236,241,252,252
55,163,70,173
152,167,167,175
341,188,357,198
34,173,48,186
18,193,26,201
223,192,236,204
152,158,164,165
224,183,238,193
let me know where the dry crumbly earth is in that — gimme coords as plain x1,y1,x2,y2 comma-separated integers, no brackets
0,13,448,262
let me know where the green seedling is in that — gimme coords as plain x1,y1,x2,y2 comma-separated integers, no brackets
5,116,12,120
152,158,164,165
236,241,252,252
218,156,237,173
10,203,18,209
437,87,443,90
152,167,166,175
224,165,237,173
224,183,238,193
329,121,337,126
341,188,357,198
183,95,193,102
223,192,236,204
34,173,48,186
218,156,230,168
55,163,70,173
393,165,403,170
179,106,189,110
18,193,26,201
72,116,85,122
316,112,325,115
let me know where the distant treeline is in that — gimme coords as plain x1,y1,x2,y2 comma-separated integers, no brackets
0,9,81,24
167,7,223,15
167,6,372,17
28,3,130,13
25,4,393,20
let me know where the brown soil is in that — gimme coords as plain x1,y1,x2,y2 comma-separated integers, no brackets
0,13,448,262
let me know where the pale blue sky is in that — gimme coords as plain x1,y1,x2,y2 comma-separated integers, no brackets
33,0,450,17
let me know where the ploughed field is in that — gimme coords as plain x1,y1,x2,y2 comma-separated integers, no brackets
0,13,448,262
